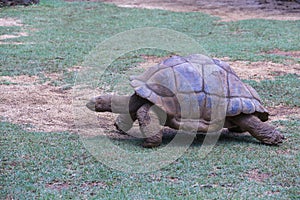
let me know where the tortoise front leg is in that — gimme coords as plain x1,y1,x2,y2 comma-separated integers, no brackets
114,93,147,134
114,113,137,134
136,103,163,148
230,114,284,145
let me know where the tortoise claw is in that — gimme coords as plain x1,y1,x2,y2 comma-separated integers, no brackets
142,132,163,148
261,130,285,145
142,141,161,148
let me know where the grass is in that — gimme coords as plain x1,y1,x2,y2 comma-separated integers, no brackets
0,0,299,78
1,120,299,199
245,74,300,107
1,0,300,199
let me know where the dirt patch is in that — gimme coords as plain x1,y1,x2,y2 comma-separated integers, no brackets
136,55,168,70
98,0,300,21
1,74,77,133
0,41,28,45
246,169,271,182
0,78,74,132
0,18,23,27
0,32,29,45
266,49,300,58
0,74,39,84
0,32,28,40
45,180,107,191
0,73,123,136
0,18,30,45
267,105,300,121
45,181,70,191
222,58,300,80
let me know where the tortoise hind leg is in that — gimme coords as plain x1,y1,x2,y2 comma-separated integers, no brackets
136,103,163,148
230,114,284,145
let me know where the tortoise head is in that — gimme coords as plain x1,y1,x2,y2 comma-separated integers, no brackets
86,95,112,112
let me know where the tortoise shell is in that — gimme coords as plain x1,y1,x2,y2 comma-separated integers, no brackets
130,54,268,131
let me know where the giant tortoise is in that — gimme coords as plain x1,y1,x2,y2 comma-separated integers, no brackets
86,54,284,147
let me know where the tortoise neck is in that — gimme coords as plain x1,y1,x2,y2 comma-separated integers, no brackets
111,95,133,114
111,94,147,114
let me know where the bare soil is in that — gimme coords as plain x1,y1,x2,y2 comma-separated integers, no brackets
0,32,28,40
246,169,271,182
99,0,300,21
0,18,29,44
0,18,23,27
223,58,300,80
0,75,75,132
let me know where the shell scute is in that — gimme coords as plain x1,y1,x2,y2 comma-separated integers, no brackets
203,64,227,96
228,73,253,98
241,98,256,114
163,55,187,67
147,67,176,94
135,86,152,99
161,96,178,116
213,58,235,74
227,98,242,116
173,63,203,93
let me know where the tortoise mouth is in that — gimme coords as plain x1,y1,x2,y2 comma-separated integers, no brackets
86,98,96,111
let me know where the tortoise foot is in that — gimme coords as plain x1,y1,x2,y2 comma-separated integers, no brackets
142,141,161,148
260,130,285,145
114,114,135,133
142,134,162,148
230,114,285,146
114,122,128,135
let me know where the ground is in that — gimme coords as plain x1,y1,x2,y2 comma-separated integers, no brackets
0,1,300,133
1,1,299,199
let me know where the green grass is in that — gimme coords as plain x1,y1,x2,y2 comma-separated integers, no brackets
1,120,299,199
0,0,299,79
245,74,300,107
1,1,300,199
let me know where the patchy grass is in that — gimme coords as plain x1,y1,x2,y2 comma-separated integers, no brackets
245,74,300,107
1,1,300,199
0,0,299,79
1,120,299,199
